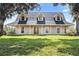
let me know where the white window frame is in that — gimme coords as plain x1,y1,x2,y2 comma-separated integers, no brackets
38,17,44,21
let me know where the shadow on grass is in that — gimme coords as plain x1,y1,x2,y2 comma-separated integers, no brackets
0,38,79,56
57,39,79,56
0,38,54,56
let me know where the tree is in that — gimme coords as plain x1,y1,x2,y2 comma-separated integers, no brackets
0,3,39,36
53,3,79,35
68,4,79,35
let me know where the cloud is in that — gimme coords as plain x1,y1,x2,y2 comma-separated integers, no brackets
63,9,69,12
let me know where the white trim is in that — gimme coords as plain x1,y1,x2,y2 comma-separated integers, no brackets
38,17,44,21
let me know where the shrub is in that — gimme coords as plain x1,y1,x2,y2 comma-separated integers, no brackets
66,29,77,36
7,30,15,35
4,27,15,35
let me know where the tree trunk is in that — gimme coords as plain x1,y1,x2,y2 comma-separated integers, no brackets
0,20,4,36
76,19,79,35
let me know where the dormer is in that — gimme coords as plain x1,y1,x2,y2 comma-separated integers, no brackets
17,11,28,21
37,13,45,21
18,12,28,24
20,16,28,21
56,16,61,21
37,13,45,24
21,16,25,21
53,13,64,24
53,13,63,21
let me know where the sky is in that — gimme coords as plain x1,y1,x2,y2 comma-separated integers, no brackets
4,3,73,25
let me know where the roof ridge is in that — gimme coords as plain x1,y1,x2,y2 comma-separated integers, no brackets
28,12,62,13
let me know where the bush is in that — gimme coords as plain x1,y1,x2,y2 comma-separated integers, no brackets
66,29,77,36
0,31,6,35
7,31,15,35
4,28,15,35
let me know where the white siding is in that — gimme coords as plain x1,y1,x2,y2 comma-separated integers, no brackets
15,26,66,35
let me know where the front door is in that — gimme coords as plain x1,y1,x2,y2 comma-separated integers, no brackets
34,27,39,34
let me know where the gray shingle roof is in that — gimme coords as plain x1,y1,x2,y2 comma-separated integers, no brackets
6,12,73,26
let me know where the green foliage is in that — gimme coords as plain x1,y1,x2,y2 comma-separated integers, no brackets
0,3,39,19
4,27,15,35
0,3,39,35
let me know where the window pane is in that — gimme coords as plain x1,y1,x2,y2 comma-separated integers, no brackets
37,17,44,21
57,16,60,21
64,28,66,33
22,17,24,20
21,27,24,33
57,28,60,33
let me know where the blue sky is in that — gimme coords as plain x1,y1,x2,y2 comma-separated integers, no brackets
4,3,73,25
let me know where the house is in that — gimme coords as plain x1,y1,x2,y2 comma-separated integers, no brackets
7,12,73,35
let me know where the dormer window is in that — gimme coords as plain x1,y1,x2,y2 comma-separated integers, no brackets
37,17,45,24
37,17,43,21
37,13,45,21
37,17,45,21
57,16,60,21
21,16,24,21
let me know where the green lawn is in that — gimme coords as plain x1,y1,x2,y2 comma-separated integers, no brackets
0,35,79,56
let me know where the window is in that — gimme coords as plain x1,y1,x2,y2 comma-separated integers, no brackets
57,16,60,21
46,30,48,33
37,16,45,21
21,27,24,33
21,16,24,21
64,28,66,33
57,28,60,33
46,28,48,33
37,17,43,21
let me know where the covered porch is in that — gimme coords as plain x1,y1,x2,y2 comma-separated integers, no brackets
13,24,71,35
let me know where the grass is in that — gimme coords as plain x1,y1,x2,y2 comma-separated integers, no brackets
0,35,79,56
